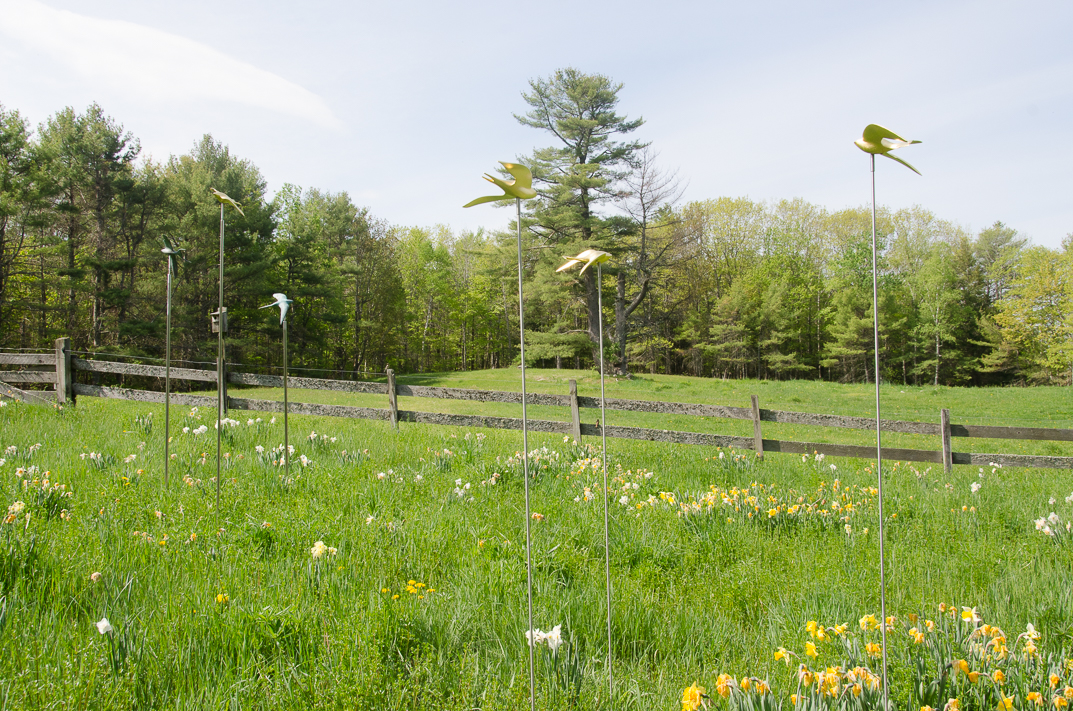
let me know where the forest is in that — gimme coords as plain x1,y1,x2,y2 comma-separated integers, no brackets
0,69,1069,386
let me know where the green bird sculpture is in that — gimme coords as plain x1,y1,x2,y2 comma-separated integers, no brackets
855,124,922,175
463,162,537,207
557,249,611,276
210,187,246,216
161,236,185,277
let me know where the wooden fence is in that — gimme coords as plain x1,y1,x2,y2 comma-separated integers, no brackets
3,341,1073,471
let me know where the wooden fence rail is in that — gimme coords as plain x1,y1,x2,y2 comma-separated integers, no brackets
4,346,1072,471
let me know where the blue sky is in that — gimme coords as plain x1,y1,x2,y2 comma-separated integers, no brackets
1,0,1070,248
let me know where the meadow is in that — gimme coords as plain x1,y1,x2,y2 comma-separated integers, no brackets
1,370,1072,710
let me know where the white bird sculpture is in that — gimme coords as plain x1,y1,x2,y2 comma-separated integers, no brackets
260,293,294,324
557,249,612,275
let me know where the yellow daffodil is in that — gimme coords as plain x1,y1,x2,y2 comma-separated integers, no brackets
806,642,819,658
993,670,1007,685
215,593,229,605
1056,696,1070,710
798,666,814,686
716,673,736,698
998,695,1014,711
755,680,770,695
1028,692,1044,707
852,684,862,697
946,699,962,711
740,677,752,692
910,627,925,644
923,706,936,711
926,620,937,632
860,614,880,631
681,683,706,711
957,660,970,676
866,642,882,659
1050,675,1061,689
833,623,848,636
775,647,789,663
968,671,980,684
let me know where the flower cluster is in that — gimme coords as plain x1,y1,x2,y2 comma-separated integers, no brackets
525,624,564,654
4,500,26,524
310,540,337,559
1035,493,1073,542
382,579,435,600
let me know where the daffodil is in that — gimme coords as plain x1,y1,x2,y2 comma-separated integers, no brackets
715,673,736,698
805,641,818,658
993,670,1007,685
998,695,1014,711
860,614,880,631
95,617,113,635
946,699,962,711
681,683,706,711
1028,692,1044,707
866,642,882,659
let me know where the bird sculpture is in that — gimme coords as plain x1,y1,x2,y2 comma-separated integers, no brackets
855,124,922,175
161,236,185,277
260,293,294,325
210,187,246,216
557,249,612,275
463,162,537,207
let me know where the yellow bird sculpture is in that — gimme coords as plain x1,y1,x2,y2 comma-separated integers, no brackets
557,249,611,275
210,187,246,216
463,162,537,207
855,124,922,175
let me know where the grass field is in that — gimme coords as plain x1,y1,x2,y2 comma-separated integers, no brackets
1,370,1072,710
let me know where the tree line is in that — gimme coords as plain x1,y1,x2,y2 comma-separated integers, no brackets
0,69,1069,385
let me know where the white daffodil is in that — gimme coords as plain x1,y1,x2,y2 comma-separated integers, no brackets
96,617,113,635
544,624,563,654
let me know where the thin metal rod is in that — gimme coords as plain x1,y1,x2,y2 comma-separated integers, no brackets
516,197,535,711
283,318,289,481
164,262,172,488
871,153,890,710
597,262,613,707
216,203,224,518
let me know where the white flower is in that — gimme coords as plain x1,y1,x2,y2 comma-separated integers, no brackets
376,472,386,480
1050,497,1057,506
298,455,311,467
90,571,102,583
311,541,328,559
308,430,318,441
247,419,255,426
830,464,837,471
525,629,545,647
970,482,981,493
619,495,630,506
1035,517,1048,531
1048,512,1061,525
255,445,264,454
545,624,563,654
182,427,190,434
123,454,137,464
414,475,423,483
365,515,375,524
270,417,277,424
95,617,113,635
1066,492,1073,504
845,524,852,534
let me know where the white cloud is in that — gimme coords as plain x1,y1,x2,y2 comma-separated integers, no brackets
0,0,341,129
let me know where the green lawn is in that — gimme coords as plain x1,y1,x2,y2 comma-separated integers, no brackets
1,372,1071,709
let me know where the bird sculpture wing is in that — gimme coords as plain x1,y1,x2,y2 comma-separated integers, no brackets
856,124,922,175
210,188,246,217
558,249,611,275
463,161,537,206
260,293,292,325
161,236,185,276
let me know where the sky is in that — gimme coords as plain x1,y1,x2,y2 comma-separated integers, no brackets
0,0,1070,248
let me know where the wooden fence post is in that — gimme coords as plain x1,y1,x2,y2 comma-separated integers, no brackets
941,408,952,473
751,394,764,460
568,379,582,443
55,337,73,405
386,368,398,430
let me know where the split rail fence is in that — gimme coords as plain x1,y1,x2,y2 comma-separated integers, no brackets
3,339,1073,472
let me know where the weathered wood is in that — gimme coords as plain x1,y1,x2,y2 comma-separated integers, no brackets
751,395,764,460
760,409,941,435
941,408,952,473
0,370,57,383
568,379,582,442
55,338,72,404
0,353,55,365
762,439,945,464
951,423,1073,442
0,382,57,404
951,451,1073,469
229,397,391,421
386,368,398,430
399,410,572,434
228,371,387,394
576,395,753,419
73,383,216,406
394,383,569,407
582,422,754,448
73,358,217,382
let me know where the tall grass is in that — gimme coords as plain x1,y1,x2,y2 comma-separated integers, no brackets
0,380,1070,710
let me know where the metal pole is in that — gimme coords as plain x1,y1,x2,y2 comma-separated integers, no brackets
597,262,613,707
164,262,172,487
516,197,535,711
870,153,890,710
216,203,225,516
283,318,290,481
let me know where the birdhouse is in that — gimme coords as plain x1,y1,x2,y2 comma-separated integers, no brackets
210,307,228,334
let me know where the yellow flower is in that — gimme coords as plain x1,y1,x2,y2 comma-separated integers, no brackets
852,684,862,697
791,695,799,705
215,593,229,605
681,683,706,711
715,673,736,698
993,670,1006,685
923,706,937,711
740,677,752,692
1050,675,1061,689
775,647,788,663
1056,696,1070,710
1028,692,1043,707
381,587,389,594
833,623,848,636
998,695,1013,711
926,620,936,632
797,666,814,686
1063,687,1073,701
755,680,770,695
806,620,819,636
946,699,962,711
391,594,399,600
860,614,880,631
957,659,970,676
968,671,980,684
866,642,882,659
910,627,925,644
805,641,818,658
